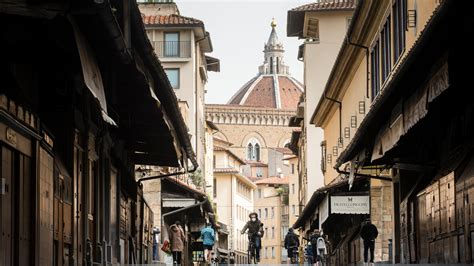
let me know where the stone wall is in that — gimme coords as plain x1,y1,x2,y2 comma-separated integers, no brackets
370,180,394,262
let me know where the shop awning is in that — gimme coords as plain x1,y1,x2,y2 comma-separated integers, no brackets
70,17,116,127
163,198,198,208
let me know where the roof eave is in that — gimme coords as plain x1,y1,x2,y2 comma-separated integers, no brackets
335,0,451,168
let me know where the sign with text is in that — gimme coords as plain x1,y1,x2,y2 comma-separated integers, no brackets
330,195,369,214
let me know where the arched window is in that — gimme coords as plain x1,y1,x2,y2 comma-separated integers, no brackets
247,143,254,160
247,138,261,161
255,143,260,161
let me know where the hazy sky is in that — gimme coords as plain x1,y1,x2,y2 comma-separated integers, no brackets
176,0,313,104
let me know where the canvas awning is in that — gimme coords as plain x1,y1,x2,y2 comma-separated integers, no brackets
70,17,117,126
370,62,449,162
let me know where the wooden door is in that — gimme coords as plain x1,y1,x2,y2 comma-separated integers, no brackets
39,147,54,265
63,175,73,265
18,153,32,265
54,173,65,266
109,167,119,263
73,143,84,265
1,146,14,266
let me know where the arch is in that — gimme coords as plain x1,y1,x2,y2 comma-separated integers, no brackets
214,131,229,142
278,136,292,148
240,131,267,148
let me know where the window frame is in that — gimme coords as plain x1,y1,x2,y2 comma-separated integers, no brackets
393,0,407,64
370,39,381,101
164,68,180,89
164,31,180,57
381,16,392,84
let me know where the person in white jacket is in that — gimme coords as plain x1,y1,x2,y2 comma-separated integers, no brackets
315,231,327,265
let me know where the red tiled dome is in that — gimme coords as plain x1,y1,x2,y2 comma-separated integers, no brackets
227,74,303,110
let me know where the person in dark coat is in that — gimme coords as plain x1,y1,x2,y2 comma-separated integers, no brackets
241,212,264,262
284,228,300,263
360,218,378,265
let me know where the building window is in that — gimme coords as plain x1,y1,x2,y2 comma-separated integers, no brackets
264,208,268,219
164,32,179,57
258,209,262,219
255,143,260,161
164,68,180,89
272,247,275,258
258,189,262,198
272,227,275,239
256,167,263,177
291,163,295,174
247,143,253,160
265,227,268,239
381,17,392,84
265,247,268,259
370,40,380,100
393,0,407,63
247,138,261,161
292,184,295,195
271,207,275,219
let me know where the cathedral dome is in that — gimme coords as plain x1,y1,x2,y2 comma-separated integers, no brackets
227,19,303,110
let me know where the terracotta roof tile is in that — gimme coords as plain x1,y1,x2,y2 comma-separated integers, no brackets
255,176,289,185
213,145,246,164
274,147,293,155
228,75,303,110
241,76,276,108
245,161,268,167
143,14,203,26
291,0,356,12
214,168,239,174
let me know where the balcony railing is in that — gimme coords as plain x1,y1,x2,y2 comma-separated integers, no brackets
153,41,191,58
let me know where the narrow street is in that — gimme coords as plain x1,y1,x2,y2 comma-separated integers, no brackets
0,0,473,265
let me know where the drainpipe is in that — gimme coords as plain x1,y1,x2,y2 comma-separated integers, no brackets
193,32,210,176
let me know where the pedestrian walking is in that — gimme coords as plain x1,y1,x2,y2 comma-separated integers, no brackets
315,232,327,265
169,221,186,265
152,227,160,261
284,228,300,264
305,242,314,265
201,222,215,263
360,218,378,266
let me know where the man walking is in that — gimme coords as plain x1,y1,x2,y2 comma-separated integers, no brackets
169,221,186,265
201,222,215,263
360,218,378,266
284,228,300,264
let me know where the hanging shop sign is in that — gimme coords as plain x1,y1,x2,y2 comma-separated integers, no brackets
330,195,369,214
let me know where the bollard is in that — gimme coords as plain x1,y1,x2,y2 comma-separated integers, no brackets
388,238,393,263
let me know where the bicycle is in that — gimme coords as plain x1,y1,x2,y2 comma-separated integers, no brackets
247,233,260,264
